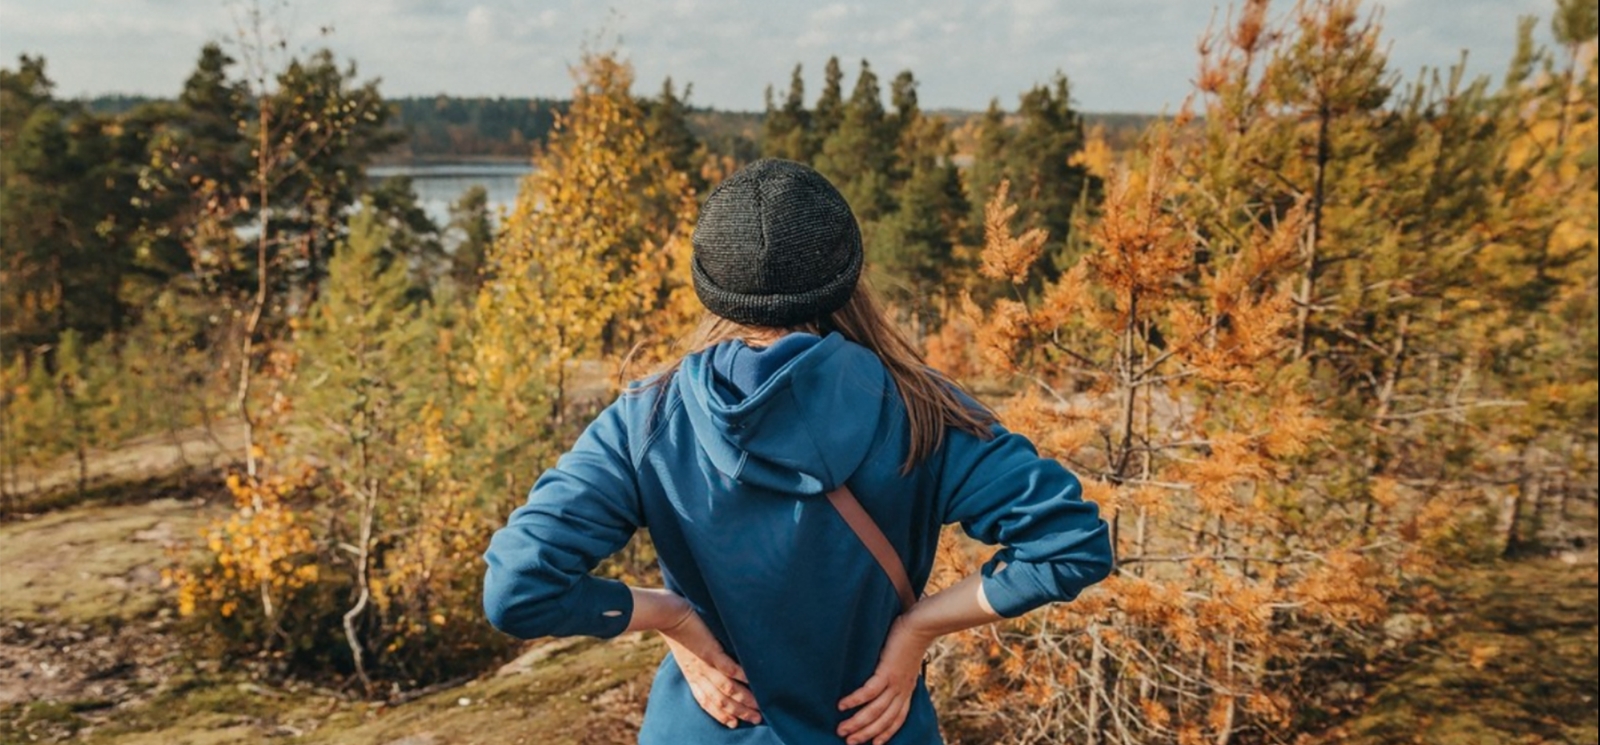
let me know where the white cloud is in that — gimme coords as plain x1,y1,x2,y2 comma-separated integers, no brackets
464,5,498,44
812,4,852,23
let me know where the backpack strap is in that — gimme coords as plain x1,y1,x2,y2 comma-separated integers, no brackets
826,484,917,612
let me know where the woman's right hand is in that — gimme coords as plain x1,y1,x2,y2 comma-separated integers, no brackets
660,607,763,729
836,574,1002,744
835,614,933,745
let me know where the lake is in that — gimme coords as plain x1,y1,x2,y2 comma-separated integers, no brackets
369,162,532,228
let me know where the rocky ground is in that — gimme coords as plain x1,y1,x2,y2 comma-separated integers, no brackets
1,433,1595,744
0,444,663,745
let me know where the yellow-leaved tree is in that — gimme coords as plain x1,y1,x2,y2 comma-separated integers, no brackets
472,51,699,457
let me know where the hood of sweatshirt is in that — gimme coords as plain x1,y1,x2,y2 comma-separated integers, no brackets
676,332,892,496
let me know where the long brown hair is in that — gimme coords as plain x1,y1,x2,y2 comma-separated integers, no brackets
645,280,996,473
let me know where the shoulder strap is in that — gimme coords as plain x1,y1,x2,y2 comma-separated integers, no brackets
826,484,917,612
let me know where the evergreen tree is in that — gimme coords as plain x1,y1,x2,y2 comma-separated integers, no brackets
1008,73,1094,269
0,60,77,353
366,176,445,298
889,69,920,141
643,77,705,191
1478,1,1599,550
175,44,250,199
963,99,1013,245
762,64,812,162
812,56,846,152
294,203,432,690
447,185,493,296
0,56,141,352
144,34,401,477
149,43,398,306
816,60,897,220
158,43,252,286
873,111,967,329
116,100,195,304
267,50,401,293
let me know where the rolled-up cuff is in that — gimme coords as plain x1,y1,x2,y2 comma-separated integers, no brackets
570,575,635,638
980,551,1048,619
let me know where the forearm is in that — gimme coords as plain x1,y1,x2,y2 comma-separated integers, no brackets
900,572,1002,644
624,586,692,633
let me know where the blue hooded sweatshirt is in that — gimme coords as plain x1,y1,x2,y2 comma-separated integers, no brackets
483,332,1112,744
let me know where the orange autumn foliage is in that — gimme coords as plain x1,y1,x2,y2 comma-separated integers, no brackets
927,121,1403,743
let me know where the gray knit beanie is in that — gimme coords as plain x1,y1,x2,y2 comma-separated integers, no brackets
691,158,863,328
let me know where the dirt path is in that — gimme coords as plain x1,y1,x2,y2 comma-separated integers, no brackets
6,421,244,508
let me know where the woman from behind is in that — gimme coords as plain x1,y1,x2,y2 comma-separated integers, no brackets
483,158,1113,744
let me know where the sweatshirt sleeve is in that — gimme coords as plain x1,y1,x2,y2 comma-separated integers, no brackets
482,400,642,640
938,424,1113,618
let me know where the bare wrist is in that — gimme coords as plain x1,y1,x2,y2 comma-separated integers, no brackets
626,587,692,633
898,607,943,647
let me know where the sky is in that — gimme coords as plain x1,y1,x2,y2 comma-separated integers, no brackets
0,0,1556,113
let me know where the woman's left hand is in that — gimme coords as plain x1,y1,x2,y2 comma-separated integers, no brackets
655,598,762,728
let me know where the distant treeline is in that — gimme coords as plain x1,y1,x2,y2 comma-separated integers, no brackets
77,92,1155,163
384,96,563,159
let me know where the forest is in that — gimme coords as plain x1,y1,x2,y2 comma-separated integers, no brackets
1,0,1595,743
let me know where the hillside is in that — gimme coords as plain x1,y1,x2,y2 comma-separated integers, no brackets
2,434,1595,744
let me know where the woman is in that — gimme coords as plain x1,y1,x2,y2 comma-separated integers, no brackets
483,159,1113,745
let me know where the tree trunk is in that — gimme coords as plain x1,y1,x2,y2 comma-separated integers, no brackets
343,479,377,696
1361,313,1409,537
1295,100,1333,360
1504,446,1540,556
1085,623,1103,745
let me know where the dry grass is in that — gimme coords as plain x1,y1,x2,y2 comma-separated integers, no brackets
5,420,244,513
0,495,220,625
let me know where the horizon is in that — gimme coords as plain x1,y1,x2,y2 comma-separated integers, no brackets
65,90,1177,118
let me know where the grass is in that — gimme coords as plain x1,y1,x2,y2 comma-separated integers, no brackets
0,495,217,624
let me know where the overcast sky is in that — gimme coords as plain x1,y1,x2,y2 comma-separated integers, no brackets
0,0,1555,113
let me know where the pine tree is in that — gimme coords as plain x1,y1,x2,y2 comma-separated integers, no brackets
294,203,427,692
447,185,493,296
1479,2,1599,551
146,21,401,478
888,70,920,141
962,100,1012,247
643,77,704,190
812,56,846,152
762,64,813,162
1,56,141,351
1006,73,1095,270
365,175,444,298
816,60,897,220
873,78,967,330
